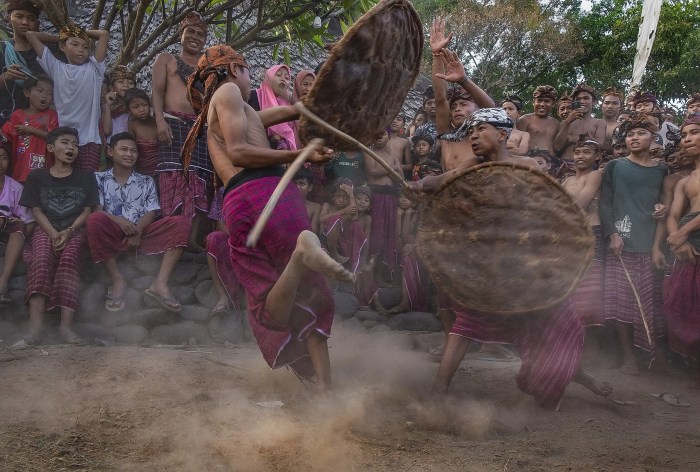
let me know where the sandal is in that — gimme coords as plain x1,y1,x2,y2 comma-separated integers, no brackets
144,289,182,313
208,304,229,320
10,336,39,350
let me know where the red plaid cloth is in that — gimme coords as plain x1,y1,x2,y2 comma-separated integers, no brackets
157,171,211,219
447,296,583,411
205,231,245,310
207,187,225,222
76,142,101,172
323,215,367,275
86,212,190,263
604,252,664,354
368,185,399,275
136,139,159,177
571,259,605,327
24,227,85,311
224,177,334,380
401,244,429,312
663,259,700,361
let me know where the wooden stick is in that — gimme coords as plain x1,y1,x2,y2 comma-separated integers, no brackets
246,139,322,248
617,255,653,345
294,102,408,189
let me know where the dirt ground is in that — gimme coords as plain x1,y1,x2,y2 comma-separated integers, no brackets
1,326,699,472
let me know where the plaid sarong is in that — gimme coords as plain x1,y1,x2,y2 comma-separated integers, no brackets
86,212,190,263
323,215,367,275
402,244,429,312
24,227,86,311
206,231,245,310
368,184,399,276
605,252,664,354
76,142,101,172
136,139,159,177
448,295,583,411
663,259,700,360
155,112,211,177
157,170,211,219
224,176,334,379
571,226,605,327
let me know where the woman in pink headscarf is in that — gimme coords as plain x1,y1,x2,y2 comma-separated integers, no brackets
251,64,297,150
293,69,316,103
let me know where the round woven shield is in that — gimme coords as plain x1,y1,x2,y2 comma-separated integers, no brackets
298,0,423,148
417,162,594,315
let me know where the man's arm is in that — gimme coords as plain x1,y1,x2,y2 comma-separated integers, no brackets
400,139,412,172
87,30,109,62
151,54,172,144
257,105,298,128
572,171,602,210
25,31,54,58
553,109,583,152
593,119,607,146
429,18,452,135
598,160,622,254
516,115,529,133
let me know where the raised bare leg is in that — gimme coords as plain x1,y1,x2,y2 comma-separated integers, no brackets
615,321,639,375
265,231,353,326
432,334,471,393
305,331,332,393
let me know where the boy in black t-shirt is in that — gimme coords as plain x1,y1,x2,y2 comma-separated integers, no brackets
599,114,668,375
13,127,99,348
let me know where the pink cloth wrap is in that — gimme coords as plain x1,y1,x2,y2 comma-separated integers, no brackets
224,177,334,379
136,139,159,177
368,185,399,275
86,212,190,263
205,230,245,310
157,171,210,219
323,215,367,275
257,65,297,150
663,259,700,360
443,294,583,411
401,245,429,312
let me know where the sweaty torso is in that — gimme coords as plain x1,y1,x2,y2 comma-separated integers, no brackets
684,171,700,213
520,114,558,154
366,147,400,186
163,54,197,114
563,173,601,225
559,117,606,162
442,140,476,172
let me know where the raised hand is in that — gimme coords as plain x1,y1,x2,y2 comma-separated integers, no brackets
429,17,453,53
434,48,467,85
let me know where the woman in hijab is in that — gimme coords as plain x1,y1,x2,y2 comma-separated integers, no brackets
248,64,296,150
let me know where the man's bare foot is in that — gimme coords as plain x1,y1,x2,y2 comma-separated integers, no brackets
620,359,640,376
574,370,613,397
296,231,354,283
387,301,410,315
59,327,83,345
373,295,390,316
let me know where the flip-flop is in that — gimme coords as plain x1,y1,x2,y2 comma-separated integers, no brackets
144,289,182,313
652,392,690,407
208,304,229,319
105,298,125,312
10,336,39,350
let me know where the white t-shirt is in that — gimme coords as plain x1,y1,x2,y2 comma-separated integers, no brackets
37,48,106,146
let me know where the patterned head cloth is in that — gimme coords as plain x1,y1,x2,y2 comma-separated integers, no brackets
422,86,435,105
602,87,624,102
182,45,248,172
617,112,659,138
411,130,435,147
686,93,700,108
179,11,208,34
527,147,555,160
681,112,700,131
572,82,597,101
448,86,472,107
501,94,523,111
109,65,136,84
558,91,572,103
532,85,557,101
354,185,373,201
440,107,514,142
573,134,601,153
58,25,89,42
6,0,40,15
415,159,443,179
632,91,657,106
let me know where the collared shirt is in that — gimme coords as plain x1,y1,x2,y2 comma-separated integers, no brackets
95,169,160,224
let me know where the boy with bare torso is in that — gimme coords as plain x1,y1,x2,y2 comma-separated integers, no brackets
601,87,623,150
554,83,606,163
517,85,559,155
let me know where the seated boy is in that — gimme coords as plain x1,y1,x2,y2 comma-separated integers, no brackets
86,132,190,312
0,144,35,303
26,24,108,171
0,75,58,182
15,127,99,347
103,65,137,141
125,88,159,176
293,167,321,235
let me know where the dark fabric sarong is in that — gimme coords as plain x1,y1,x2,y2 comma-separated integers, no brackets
368,184,399,275
224,176,334,379
605,252,664,354
571,226,604,327
663,258,700,360
86,212,190,263
446,295,583,411
401,245,429,312
155,112,211,177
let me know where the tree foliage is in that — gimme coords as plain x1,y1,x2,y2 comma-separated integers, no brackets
5,0,377,73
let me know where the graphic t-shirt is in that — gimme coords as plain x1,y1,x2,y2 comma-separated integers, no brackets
599,157,667,253
19,168,99,231
325,152,366,184
1,108,58,183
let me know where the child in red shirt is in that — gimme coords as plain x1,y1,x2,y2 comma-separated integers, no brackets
0,75,57,182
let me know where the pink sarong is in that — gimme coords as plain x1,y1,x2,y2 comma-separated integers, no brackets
571,226,605,327
401,245,429,312
368,184,399,276
447,295,583,411
157,171,210,219
323,215,367,275
136,139,159,177
224,176,334,379
663,259,700,360
206,231,245,310
86,212,190,263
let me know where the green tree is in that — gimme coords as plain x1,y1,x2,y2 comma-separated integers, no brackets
5,0,377,73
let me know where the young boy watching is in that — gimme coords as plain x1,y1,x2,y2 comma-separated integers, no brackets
410,132,434,181
293,167,321,235
125,88,159,176
103,65,137,140
1,75,58,183
0,144,35,304
15,127,99,347
26,24,108,171
86,132,190,313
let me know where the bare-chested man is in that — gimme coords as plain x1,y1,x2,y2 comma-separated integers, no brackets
664,115,700,382
388,114,413,175
563,136,605,328
151,12,211,250
601,87,623,150
517,85,559,155
554,83,606,164
557,91,572,122
409,108,611,410
430,18,494,172
366,129,403,283
501,95,530,156
182,45,353,390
